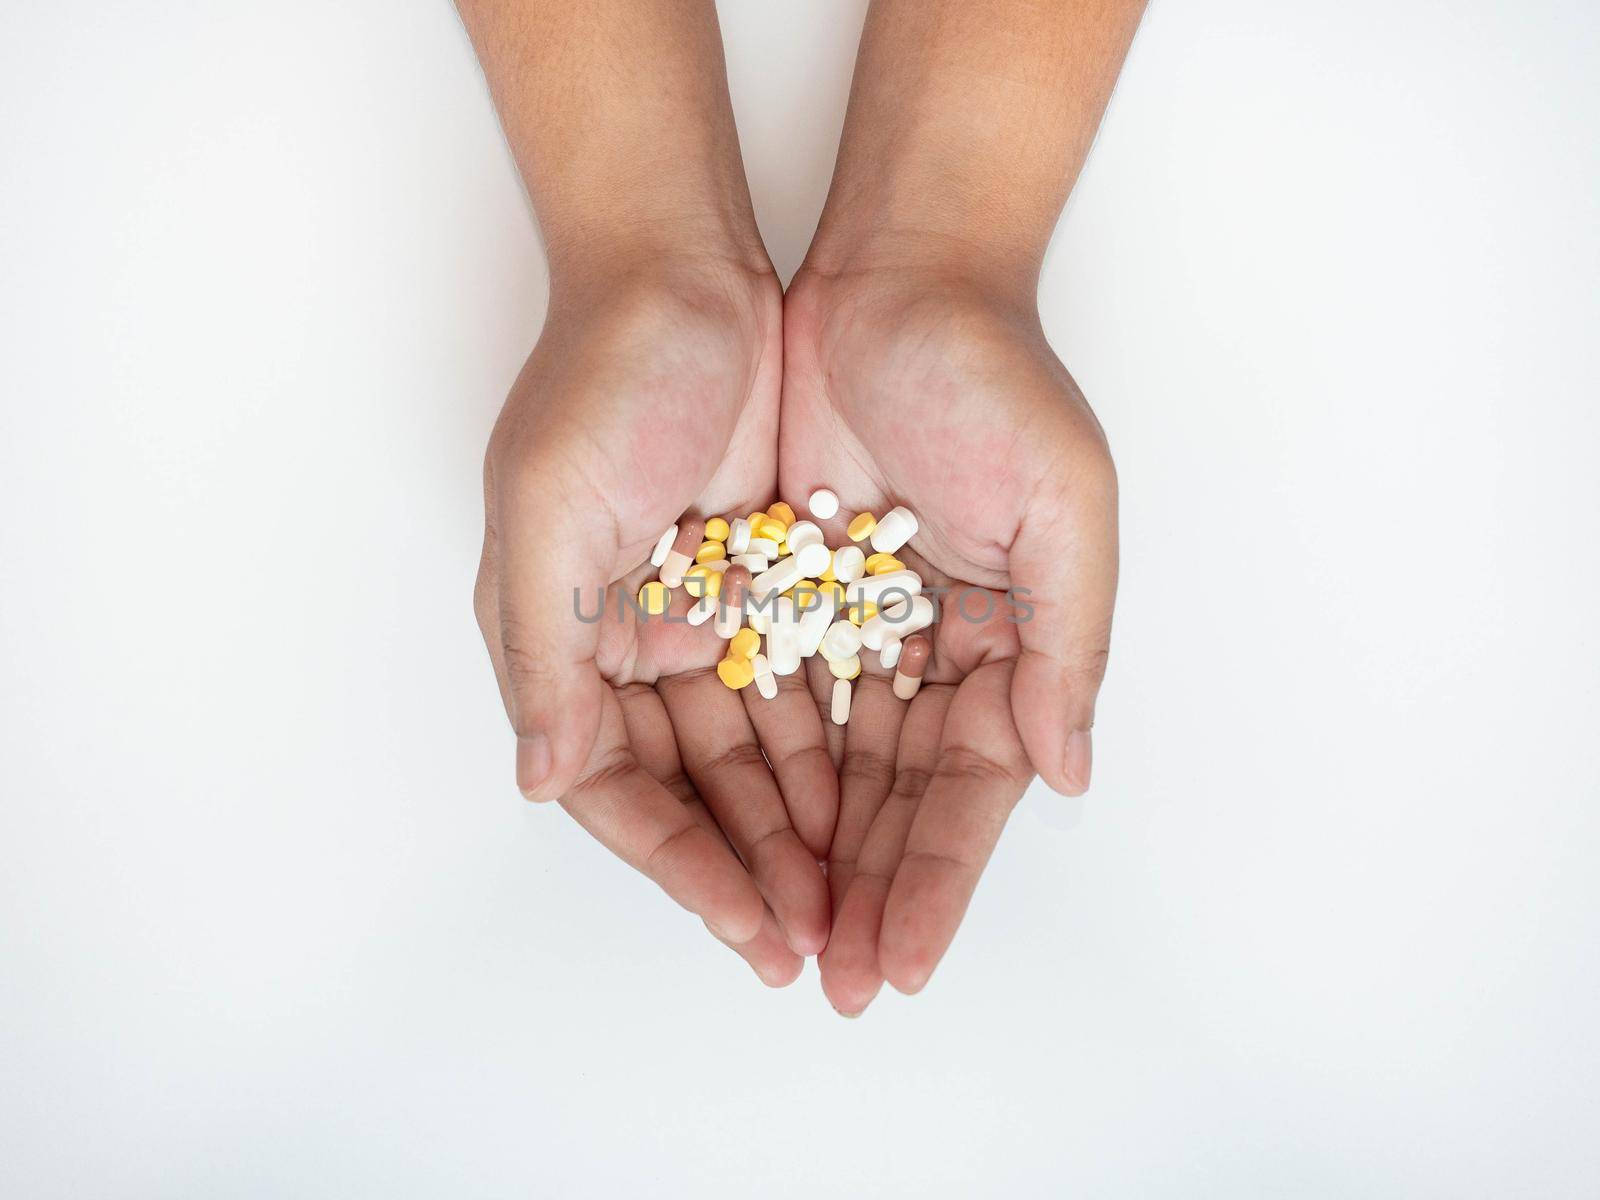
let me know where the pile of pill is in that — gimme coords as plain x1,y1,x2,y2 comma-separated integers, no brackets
642,489,931,724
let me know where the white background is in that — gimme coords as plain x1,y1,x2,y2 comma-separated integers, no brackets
3,1,1598,1195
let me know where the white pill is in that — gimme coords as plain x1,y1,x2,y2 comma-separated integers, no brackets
831,545,866,584
831,678,851,725
785,521,824,553
869,506,918,554
659,549,693,589
726,518,752,556
810,488,840,520
752,653,778,700
748,536,780,558
828,653,861,681
650,524,678,568
844,568,922,608
880,636,902,669
767,597,802,675
751,554,805,600
820,619,862,663
730,553,769,574
687,593,718,626
797,588,839,658
860,594,934,651
794,540,832,578
713,599,742,640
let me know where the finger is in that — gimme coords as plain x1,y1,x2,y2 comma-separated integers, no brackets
616,683,801,986
1008,447,1118,796
659,670,831,956
825,668,910,906
559,687,763,943
743,666,839,859
879,659,1033,995
819,679,952,1017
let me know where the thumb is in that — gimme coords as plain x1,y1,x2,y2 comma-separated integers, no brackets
1007,451,1119,796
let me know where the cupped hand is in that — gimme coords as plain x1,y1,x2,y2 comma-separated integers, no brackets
779,268,1119,1010
474,262,835,982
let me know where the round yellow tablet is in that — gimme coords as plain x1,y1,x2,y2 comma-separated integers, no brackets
766,501,796,526
717,656,755,689
729,627,760,660
704,516,730,542
695,540,725,564
745,510,767,529
757,516,787,543
684,564,723,598
828,653,862,681
818,580,846,608
637,580,671,616
870,556,905,576
847,512,877,542
847,601,878,626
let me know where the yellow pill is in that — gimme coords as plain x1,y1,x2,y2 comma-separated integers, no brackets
717,656,755,689
766,501,796,526
746,510,767,529
863,552,897,574
847,512,877,542
818,580,847,608
818,557,836,582
848,601,878,626
757,516,787,543
870,556,905,576
637,580,671,616
704,516,730,542
684,564,723,598
695,540,725,564
729,628,760,660
828,653,862,681
792,582,823,613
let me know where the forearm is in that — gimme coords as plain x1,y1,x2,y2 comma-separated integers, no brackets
456,0,770,286
804,0,1146,301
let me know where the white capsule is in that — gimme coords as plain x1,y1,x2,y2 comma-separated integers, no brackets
831,544,866,584
650,524,678,568
796,586,839,658
860,594,934,651
794,540,832,578
828,653,861,681
785,520,824,553
831,678,851,725
688,593,718,626
752,653,778,700
748,536,780,558
730,553,769,574
659,549,693,589
820,619,863,663
810,488,840,520
869,506,918,555
767,597,802,675
880,636,902,669
726,517,752,556
844,568,922,608
751,554,805,600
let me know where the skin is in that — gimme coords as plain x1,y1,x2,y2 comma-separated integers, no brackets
457,0,1144,1000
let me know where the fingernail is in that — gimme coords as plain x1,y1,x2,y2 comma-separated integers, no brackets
517,733,552,800
1063,729,1093,795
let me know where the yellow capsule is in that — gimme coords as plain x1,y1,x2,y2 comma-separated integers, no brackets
695,540,725,564
870,555,905,576
847,512,877,542
766,501,796,526
848,601,878,626
729,628,760,660
716,655,755,689
637,580,671,616
704,516,730,542
757,516,787,543
684,564,723,598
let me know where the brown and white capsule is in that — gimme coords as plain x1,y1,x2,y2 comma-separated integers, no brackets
659,516,705,589
892,634,931,701
714,564,752,640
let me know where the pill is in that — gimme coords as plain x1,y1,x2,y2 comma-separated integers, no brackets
847,600,877,626
729,627,760,660
817,579,847,609
726,517,752,556
847,512,877,542
747,536,780,558
860,593,934,651
844,568,922,608
820,619,862,663
695,540,725,564
831,678,851,725
752,554,806,600
794,540,832,579
715,565,752,639
757,516,788,543
870,506,918,554
704,516,730,542
659,517,705,588
880,635,902,669
752,653,778,700
684,562,726,598
784,520,824,553
717,655,755,689
892,635,930,700
863,552,902,575
831,545,866,583
767,596,802,675
809,488,840,520
766,501,796,527
637,580,671,616
828,653,862,681
730,552,769,574
797,585,839,657
687,593,718,626
650,524,678,568
746,510,767,528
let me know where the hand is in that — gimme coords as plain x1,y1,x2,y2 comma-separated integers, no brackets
780,267,1119,1011
473,261,834,982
